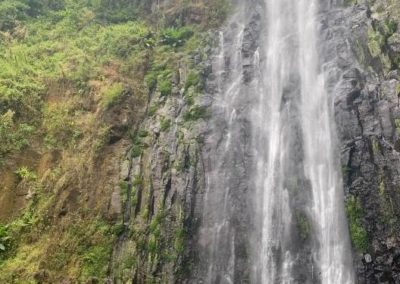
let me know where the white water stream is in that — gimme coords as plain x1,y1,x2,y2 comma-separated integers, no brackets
195,1,355,283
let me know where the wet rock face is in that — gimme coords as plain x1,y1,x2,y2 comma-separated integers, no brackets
329,2,400,283
187,2,263,283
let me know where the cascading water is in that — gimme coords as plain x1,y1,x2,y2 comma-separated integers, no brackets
193,0,355,283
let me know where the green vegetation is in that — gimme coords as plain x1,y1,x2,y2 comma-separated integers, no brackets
368,27,385,58
346,195,369,252
159,79,173,96
185,71,201,90
101,83,125,109
377,172,397,231
0,110,34,162
365,4,400,72
0,1,153,155
184,105,208,121
81,245,111,278
395,118,400,134
131,131,148,158
0,224,11,260
0,0,231,282
15,167,37,182
161,27,194,47
43,103,81,148
372,137,380,154
160,117,172,132
174,227,185,254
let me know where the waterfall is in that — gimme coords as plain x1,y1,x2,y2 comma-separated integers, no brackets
193,0,355,283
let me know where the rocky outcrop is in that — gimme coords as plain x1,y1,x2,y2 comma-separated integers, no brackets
328,1,400,282
110,36,214,283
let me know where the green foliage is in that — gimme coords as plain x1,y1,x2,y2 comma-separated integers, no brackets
0,0,225,280
0,110,34,161
383,19,398,37
0,1,154,159
148,104,158,116
101,83,125,108
131,133,147,158
147,235,158,254
371,137,380,154
145,72,158,91
138,129,148,138
185,71,200,90
146,67,174,96
160,117,171,132
43,103,81,148
183,105,208,121
174,227,185,254
159,79,173,96
368,27,385,58
160,27,194,47
15,167,37,182
132,176,142,187
0,224,11,260
0,0,29,31
96,22,150,58
87,0,144,23
346,195,369,252
81,246,111,278
119,180,129,203
131,145,143,158
395,118,400,134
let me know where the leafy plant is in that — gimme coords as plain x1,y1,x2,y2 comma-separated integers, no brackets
346,195,369,252
101,83,125,109
159,79,172,96
160,117,171,132
185,71,200,90
0,110,34,161
183,105,208,121
15,167,37,182
160,27,194,47
0,224,11,258
0,0,29,31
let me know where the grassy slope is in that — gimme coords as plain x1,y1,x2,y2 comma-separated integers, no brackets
0,0,229,282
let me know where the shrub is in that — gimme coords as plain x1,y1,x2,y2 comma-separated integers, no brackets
183,105,208,121
159,79,172,96
145,72,158,91
185,71,200,90
15,167,37,182
148,104,158,116
101,83,125,109
0,0,29,31
160,27,194,47
346,195,369,252
0,224,11,260
43,104,80,149
81,246,111,278
0,110,34,161
160,118,171,132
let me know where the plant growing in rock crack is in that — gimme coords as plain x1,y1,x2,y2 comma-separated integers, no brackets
346,195,369,252
0,224,11,259
15,167,37,182
160,117,172,132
